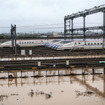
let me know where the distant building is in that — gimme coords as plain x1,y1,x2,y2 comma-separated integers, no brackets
53,32,63,37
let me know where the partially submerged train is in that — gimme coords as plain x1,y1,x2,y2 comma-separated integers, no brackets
45,39,103,50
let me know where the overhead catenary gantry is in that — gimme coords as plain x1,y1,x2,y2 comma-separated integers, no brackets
11,24,17,55
64,4,105,41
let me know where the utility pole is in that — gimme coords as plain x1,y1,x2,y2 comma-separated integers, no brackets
11,24,17,55
103,11,105,49
83,14,86,41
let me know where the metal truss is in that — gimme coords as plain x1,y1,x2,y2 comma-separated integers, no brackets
64,4,105,41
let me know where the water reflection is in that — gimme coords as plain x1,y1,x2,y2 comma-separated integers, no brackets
0,75,104,98
72,76,105,97
0,67,105,99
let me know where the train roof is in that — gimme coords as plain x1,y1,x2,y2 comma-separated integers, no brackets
59,40,72,44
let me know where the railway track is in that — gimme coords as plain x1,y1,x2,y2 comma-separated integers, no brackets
0,58,105,70
0,46,105,57
0,46,105,70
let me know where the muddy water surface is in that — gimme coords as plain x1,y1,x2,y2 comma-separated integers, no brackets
0,73,105,105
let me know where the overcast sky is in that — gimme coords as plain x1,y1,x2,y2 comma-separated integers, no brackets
0,0,105,33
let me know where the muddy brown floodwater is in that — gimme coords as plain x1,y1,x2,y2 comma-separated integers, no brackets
0,72,105,105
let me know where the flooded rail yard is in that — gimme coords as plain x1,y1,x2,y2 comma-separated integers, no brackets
1,2,105,105
0,46,105,105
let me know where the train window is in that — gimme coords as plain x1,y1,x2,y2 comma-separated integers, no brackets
75,43,77,44
32,42,34,43
101,43,102,45
97,43,99,45
30,42,31,43
19,41,21,44
78,42,80,44
91,43,93,45
94,43,96,45
88,43,90,45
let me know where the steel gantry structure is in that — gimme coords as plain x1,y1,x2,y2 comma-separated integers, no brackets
64,4,105,41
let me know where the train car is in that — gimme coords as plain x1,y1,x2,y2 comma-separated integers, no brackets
81,40,103,50
56,39,103,50
0,39,52,47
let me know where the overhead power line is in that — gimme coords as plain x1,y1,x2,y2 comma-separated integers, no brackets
17,23,64,28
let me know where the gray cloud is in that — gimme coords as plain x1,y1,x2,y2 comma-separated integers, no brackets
0,0,105,33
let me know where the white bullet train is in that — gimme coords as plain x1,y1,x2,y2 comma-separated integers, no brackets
55,39,103,50
0,39,53,47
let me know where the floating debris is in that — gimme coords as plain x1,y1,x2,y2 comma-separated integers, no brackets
61,90,64,92
35,90,45,96
11,93,19,96
75,90,95,97
31,89,34,95
29,89,34,97
45,92,52,99
8,75,13,78
40,91,44,94
0,95,8,101
28,89,52,99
